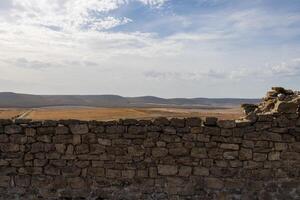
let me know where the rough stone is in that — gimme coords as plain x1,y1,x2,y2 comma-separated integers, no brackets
69,124,89,134
158,165,178,175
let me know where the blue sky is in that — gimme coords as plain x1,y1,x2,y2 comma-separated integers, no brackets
0,0,299,98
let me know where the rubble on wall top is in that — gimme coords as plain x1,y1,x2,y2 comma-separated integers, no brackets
242,87,300,122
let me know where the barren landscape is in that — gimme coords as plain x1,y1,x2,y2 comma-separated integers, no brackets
0,107,243,121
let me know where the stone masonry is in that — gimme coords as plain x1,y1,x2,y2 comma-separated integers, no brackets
0,87,299,199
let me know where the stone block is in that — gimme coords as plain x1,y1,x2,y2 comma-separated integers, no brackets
169,147,188,156
204,127,220,136
128,146,145,156
152,147,168,157
186,117,202,127
268,151,280,160
191,147,207,158
90,144,105,154
205,178,224,189
163,127,177,135
0,176,10,187
170,118,185,128
281,152,300,160
204,117,218,126
217,120,236,128
220,143,239,150
178,166,192,177
68,177,86,189
158,165,178,175
69,124,89,134
37,127,55,135
106,169,121,178
239,148,252,160
55,126,69,134
75,144,89,154
253,153,267,161
5,125,22,134
193,167,209,176
106,125,125,134
98,138,111,146
122,170,135,178
223,151,238,160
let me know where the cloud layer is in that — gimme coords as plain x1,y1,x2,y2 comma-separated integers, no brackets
0,0,299,97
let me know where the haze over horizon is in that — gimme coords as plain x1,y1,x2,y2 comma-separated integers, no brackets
0,0,300,98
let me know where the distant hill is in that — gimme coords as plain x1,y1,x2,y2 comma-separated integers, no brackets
0,92,260,108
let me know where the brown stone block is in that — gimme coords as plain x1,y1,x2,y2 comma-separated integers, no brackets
68,177,86,189
55,126,69,134
186,117,202,127
170,118,185,128
98,138,111,146
75,144,89,154
169,147,188,156
122,170,135,178
106,125,125,134
15,175,30,187
220,143,239,150
268,151,280,161
193,167,209,176
37,127,55,135
0,176,10,187
253,153,267,161
217,120,236,128
205,178,224,189
239,148,252,160
191,147,207,158
106,169,121,178
44,165,60,175
128,146,145,156
178,166,192,177
158,165,178,175
204,126,220,136
69,124,89,134
5,124,22,134
90,144,105,154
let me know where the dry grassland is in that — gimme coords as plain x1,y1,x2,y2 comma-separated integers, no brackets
0,109,27,119
20,107,243,121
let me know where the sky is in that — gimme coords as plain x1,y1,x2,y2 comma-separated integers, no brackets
0,0,300,98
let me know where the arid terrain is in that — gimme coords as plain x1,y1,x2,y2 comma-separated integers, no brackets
0,107,243,121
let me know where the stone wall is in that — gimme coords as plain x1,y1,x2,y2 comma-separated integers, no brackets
0,114,299,200
0,87,299,200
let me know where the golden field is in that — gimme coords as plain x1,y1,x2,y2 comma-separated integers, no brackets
0,107,243,121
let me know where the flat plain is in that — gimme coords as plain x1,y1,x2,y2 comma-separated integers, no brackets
0,107,243,121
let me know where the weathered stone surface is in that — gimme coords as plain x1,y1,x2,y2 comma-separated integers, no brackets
268,151,280,160
239,148,252,160
275,101,298,113
152,147,168,157
204,117,218,126
205,178,224,189
178,166,192,177
69,124,89,134
158,165,178,175
186,117,202,127
169,147,188,156
5,125,22,134
223,151,238,160
220,143,239,150
217,120,236,128
55,126,69,134
191,148,207,158
98,138,111,146
193,167,209,176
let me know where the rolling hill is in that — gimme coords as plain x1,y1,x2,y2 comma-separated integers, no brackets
0,92,260,108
